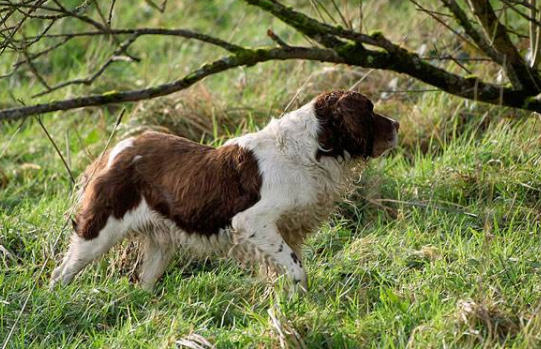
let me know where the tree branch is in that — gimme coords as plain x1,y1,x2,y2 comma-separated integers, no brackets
0,46,343,121
28,27,247,53
410,0,478,51
2,37,541,123
32,34,139,97
440,0,505,63
1,0,541,123
467,0,540,90
242,0,541,109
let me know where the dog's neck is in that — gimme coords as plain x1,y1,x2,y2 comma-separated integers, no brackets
275,102,359,172
226,102,363,195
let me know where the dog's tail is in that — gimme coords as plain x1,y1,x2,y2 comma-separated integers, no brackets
65,152,110,228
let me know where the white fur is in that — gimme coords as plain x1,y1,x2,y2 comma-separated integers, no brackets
50,200,150,288
50,199,233,290
107,138,134,168
226,101,349,289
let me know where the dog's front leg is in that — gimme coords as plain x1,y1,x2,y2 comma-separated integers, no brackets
231,210,307,292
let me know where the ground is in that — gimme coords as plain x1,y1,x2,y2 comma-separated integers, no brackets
1,1,541,348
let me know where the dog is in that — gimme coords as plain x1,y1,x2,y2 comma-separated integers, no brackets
50,90,399,291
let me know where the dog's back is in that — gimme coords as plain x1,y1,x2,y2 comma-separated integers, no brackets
76,131,262,239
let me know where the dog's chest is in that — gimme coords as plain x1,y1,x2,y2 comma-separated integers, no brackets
276,192,336,251
267,165,345,250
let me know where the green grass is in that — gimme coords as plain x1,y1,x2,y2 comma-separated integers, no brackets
2,1,541,348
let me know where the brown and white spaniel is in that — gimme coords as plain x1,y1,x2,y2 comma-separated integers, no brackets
50,90,399,292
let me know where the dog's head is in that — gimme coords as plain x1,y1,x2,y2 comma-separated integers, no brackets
314,90,399,160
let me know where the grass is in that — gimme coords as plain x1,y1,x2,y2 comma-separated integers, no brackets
2,0,541,348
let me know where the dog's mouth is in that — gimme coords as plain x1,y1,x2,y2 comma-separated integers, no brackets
371,130,398,158
370,114,399,158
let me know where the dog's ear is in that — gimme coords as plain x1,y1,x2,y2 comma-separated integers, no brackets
314,91,375,160
334,92,374,157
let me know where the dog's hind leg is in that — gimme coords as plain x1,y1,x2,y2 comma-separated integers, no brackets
49,199,154,288
50,216,128,288
138,234,175,291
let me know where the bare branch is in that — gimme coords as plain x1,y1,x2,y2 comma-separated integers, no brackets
33,34,138,97
254,0,345,48
108,0,117,26
243,0,541,109
28,27,247,53
49,0,106,31
467,0,522,62
467,0,539,90
0,0,48,55
267,29,290,47
0,46,344,121
37,116,76,185
1,0,541,124
440,1,506,63
410,0,478,50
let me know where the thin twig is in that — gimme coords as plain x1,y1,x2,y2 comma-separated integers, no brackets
468,0,535,89
0,0,48,55
282,69,316,114
12,36,73,69
329,0,351,29
377,88,440,93
26,27,246,53
36,116,76,185
103,109,126,156
0,118,25,159
20,41,50,90
423,55,493,62
92,0,110,30
358,0,363,33
309,0,338,24
33,34,139,97
432,41,472,74
84,108,126,185
530,0,541,67
499,0,541,27
267,29,290,47
108,0,117,26
144,0,168,13
440,0,505,64
410,0,478,50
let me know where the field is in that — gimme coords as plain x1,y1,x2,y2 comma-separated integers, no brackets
1,0,541,348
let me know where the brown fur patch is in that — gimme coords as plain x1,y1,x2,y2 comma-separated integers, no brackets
314,90,375,160
372,111,400,157
314,91,399,160
75,132,262,239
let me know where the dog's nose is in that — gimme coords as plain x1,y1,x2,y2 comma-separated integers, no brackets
393,120,400,131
